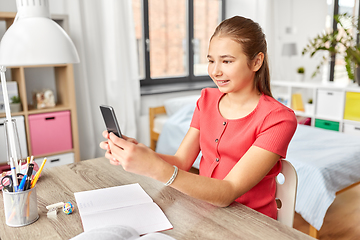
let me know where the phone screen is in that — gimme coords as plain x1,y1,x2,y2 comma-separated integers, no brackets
100,105,123,138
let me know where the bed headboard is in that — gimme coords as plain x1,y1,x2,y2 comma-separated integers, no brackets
149,106,166,150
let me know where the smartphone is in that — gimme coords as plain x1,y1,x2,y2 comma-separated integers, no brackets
100,105,123,138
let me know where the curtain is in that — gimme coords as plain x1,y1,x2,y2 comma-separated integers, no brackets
64,0,140,160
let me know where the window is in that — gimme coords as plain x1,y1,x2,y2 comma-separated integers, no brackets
132,0,225,87
329,0,359,82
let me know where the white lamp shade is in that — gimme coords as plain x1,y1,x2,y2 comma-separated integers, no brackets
0,17,79,66
281,43,298,57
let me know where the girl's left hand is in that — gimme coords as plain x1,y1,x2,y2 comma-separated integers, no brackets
102,132,166,178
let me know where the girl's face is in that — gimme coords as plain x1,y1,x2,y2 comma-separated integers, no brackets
207,36,261,94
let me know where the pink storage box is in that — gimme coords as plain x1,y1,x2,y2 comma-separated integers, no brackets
28,111,73,156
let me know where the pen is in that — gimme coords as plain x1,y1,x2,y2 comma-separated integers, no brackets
27,156,30,166
25,163,34,191
18,174,27,191
9,157,18,192
31,157,47,188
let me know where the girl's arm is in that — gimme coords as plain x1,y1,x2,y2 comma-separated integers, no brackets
100,128,279,207
102,128,201,171
155,128,201,171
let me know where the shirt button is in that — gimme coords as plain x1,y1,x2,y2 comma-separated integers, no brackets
223,121,226,126
216,158,219,162
215,139,218,143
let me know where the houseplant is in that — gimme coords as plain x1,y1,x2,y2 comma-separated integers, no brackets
302,13,360,85
305,98,314,114
10,95,21,112
296,67,305,81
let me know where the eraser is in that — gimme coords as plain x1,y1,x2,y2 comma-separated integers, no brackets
46,202,64,210
47,209,57,218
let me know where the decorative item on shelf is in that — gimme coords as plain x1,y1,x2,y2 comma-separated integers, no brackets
296,67,305,82
33,89,55,109
305,98,314,114
10,95,22,112
302,13,360,86
276,97,288,106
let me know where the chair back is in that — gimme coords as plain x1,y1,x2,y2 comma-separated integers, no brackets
275,159,298,228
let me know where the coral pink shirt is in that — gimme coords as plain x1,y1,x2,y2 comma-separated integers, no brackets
190,88,297,219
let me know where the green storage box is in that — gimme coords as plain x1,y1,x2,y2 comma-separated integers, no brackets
315,119,339,131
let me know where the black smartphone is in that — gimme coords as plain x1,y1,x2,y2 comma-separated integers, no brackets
100,105,123,138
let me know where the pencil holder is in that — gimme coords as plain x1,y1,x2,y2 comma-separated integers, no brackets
2,187,39,227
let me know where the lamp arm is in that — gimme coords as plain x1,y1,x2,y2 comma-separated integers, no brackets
0,66,20,172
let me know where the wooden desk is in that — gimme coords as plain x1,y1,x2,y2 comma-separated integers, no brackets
0,157,314,240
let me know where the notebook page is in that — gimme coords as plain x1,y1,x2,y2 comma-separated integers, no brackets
74,183,153,215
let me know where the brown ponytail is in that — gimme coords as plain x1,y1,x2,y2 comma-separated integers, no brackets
211,16,272,97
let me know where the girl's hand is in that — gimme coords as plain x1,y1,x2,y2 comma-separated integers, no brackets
100,130,139,166
100,132,165,178
101,130,139,144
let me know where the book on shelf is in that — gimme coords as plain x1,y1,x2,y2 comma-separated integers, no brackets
74,183,173,235
291,93,305,111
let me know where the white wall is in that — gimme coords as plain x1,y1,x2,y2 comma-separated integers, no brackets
0,0,16,11
0,0,16,38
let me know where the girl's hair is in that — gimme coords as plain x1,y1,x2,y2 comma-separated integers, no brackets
210,16,272,97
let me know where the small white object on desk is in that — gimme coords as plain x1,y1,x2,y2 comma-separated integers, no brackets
46,202,64,217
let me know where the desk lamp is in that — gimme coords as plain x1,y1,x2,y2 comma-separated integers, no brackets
281,43,298,57
0,0,79,176
281,43,297,80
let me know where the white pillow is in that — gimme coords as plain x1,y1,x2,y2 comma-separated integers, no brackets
164,95,200,116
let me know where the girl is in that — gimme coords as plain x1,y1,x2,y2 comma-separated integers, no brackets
100,16,297,219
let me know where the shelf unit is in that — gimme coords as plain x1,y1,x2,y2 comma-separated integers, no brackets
271,80,360,134
0,12,80,166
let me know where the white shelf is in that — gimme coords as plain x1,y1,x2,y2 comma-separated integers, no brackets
271,80,360,134
294,110,313,118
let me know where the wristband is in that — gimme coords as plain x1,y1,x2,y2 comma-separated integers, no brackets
164,166,178,186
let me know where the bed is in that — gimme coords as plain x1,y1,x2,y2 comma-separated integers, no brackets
149,95,360,238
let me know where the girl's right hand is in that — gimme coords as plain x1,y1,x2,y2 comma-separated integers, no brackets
100,130,139,166
101,130,139,144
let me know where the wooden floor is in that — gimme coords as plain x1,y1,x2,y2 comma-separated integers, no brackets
293,184,360,239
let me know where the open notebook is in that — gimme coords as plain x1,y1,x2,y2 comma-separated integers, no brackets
71,225,176,240
74,183,173,235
